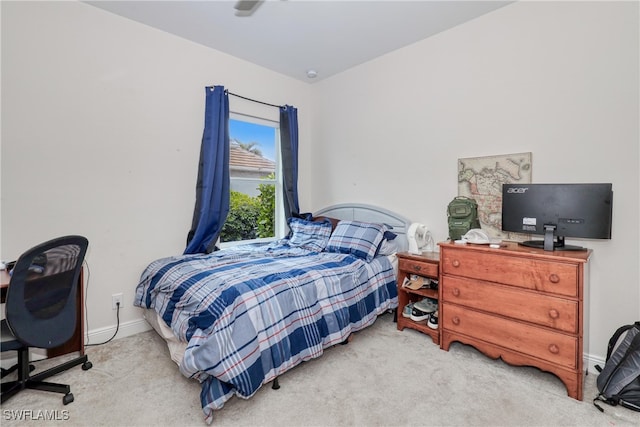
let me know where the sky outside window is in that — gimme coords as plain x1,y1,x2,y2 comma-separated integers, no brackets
229,118,276,160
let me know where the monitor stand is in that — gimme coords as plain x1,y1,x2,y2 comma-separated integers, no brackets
519,225,587,251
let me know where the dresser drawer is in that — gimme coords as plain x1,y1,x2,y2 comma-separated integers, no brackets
398,258,438,278
441,248,578,297
443,304,578,369
441,276,578,333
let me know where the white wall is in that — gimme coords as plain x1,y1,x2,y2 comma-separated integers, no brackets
1,1,313,340
309,1,639,365
2,1,638,368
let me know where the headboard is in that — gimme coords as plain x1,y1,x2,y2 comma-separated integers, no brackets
314,203,412,252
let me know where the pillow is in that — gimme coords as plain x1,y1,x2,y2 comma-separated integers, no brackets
287,217,332,252
312,216,341,232
291,212,313,221
383,230,397,241
377,238,399,256
376,230,399,256
326,220,388,262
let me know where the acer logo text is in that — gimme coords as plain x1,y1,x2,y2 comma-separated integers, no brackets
507,187,529,194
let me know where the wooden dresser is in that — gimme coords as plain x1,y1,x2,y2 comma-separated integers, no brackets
439,241,590,400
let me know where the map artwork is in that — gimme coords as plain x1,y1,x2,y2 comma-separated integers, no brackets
458,152,532,240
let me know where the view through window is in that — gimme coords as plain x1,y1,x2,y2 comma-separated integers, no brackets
220,116,281,244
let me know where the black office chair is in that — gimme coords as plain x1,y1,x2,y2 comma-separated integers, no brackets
1,235,92,405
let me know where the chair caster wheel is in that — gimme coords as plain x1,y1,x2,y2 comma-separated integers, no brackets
63,393,74,405
82,361,92,370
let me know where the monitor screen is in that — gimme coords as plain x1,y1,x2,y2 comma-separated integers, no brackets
501,183,613,251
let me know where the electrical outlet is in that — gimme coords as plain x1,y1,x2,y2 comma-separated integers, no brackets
112,293,123,310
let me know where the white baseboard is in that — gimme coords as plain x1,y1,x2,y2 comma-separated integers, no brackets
0,318,151,370
84,319,608,376
585,353,606,375
84,317,151,346
3,317,609,385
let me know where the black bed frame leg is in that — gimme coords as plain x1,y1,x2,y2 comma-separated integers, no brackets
340,334,351,345
272,377,280,390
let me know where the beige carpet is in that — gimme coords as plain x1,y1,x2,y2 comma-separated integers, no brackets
1,313,639,426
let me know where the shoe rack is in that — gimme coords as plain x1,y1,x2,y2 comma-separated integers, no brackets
396,251,440,345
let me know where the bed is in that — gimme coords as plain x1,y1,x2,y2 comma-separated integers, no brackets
134,204,411,423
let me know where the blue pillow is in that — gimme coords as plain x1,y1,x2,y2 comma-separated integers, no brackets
287,217,332,252
326,220,388,262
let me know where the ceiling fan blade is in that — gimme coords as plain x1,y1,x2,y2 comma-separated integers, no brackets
234,0,263,16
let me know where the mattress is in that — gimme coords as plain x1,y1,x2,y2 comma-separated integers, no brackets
144,253,398,366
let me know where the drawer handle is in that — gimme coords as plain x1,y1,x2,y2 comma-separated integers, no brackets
548,309,559,319
452,316,461,325
413,265,421,271
548,344,559,354
549,274,560,284
452,288,460,297
452,260,460,268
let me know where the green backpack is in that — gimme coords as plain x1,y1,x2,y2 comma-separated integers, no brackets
447,196,481,240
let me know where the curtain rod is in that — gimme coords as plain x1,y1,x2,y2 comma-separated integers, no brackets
226,90,283,109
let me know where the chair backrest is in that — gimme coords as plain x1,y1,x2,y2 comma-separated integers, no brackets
5,235,88,349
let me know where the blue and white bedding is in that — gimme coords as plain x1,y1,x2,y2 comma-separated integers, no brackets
134,235,397,423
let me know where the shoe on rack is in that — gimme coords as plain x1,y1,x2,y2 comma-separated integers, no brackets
410,306,431,322
414,297,437,314
402,302,414,318
427,311,439,330
403,274,431,290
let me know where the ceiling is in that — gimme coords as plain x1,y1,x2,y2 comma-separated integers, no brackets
86,1,512,83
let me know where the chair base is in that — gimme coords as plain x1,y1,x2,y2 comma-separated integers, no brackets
1,349,92,405
1,363,35,379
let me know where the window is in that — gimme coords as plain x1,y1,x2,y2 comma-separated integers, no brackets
219,114,284,246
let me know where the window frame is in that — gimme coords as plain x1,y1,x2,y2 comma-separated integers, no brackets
218,112,285,248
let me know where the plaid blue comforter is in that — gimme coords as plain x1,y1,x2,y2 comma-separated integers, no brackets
134,242,397,423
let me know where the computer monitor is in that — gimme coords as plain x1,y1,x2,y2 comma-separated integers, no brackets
501,183,613,251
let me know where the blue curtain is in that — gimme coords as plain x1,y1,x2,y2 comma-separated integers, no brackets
184,86,230,254
280,105,299,218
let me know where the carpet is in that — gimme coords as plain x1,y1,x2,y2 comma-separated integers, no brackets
1,313,639,426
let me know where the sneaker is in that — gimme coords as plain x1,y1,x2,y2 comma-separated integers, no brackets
414,297,437,314
402,302,414,318
427,310,439,330
410,306,431,322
